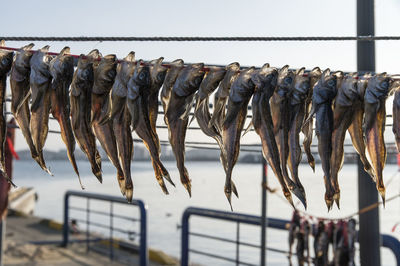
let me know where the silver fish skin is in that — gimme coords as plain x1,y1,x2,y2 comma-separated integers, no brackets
49,47,82,187
192,66,227,169
70,54,102,184
312,69,338,210
29,45,53,175
270,65,306,207
128,60,175,194
287,67,310,209
363,73,393,205
160,59,184,123
10,44,38,163
251,64,293,207
110,52,136,200
330,75,359,208
222,67,256,209
209,62,240,133
302,67,321,172
91,54,125,194
166,63,205,196
392,86,400,152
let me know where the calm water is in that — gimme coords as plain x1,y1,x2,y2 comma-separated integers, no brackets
11,159,400,265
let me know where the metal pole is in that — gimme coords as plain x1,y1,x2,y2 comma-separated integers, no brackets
260,156,267,266
357,0,381,265
0,220,4,266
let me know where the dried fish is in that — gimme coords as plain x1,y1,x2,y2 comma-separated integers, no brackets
110,52,136,200
251,64,293,206
49,47,81,186
222,67,255,209
165,63,205,196
71,52,102,184
311,69,338,210
128,60,174,194
271,65,306,208
363,73,393,205
29,45,53,175
10,44,38,165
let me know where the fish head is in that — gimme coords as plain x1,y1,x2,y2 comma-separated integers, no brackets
92,54,117,94
149,57,168,89
198,66,226,99
230,67,256,102
366,73,393,101
30,45,52,84
174,63,205,97
309,66,322,89
336,75,359,106
0,40,14,76
251,64,278,97
356,72,371,99
132,60,151,88
277,65,295,98
72,55,94,94
12,43,34,77
49,47,74,82
116,51,136,85
216,62,240,98
163,59,184,89
291,67,311,104
312,68,337,104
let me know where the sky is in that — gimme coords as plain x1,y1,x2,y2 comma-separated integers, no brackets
2,0,400,151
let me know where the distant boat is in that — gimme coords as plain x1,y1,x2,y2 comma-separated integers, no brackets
8,187,37,215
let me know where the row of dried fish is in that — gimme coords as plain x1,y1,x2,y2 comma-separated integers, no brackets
288,211,356,266
0,42,398,210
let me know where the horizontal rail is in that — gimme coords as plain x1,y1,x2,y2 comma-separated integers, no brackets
181,207,400,266
63,190,148,266
69,205,139,222
189,249,257,266
71,218,136,235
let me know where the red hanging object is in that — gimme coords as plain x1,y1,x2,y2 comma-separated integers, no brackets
6,136,19,160
397,153,400,172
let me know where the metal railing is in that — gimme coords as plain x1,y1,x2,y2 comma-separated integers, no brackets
181,207,400,266
62,190,148,266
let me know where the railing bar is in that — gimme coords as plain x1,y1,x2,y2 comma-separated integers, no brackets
110,202,114,261
86,198,90,253
69,206,138,221
236,222,240,266
189,249,257,266
70,218,136,235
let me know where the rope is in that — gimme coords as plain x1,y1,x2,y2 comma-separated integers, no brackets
2,36,400,42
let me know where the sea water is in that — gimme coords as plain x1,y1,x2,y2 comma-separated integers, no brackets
12,160,400,265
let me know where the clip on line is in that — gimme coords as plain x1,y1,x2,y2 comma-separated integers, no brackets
2,45,399,79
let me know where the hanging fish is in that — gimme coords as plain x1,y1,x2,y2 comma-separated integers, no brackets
49,47,82,187
222,67,255,209
363,73,393,205
191,66,226,168
165,63,205,196
91,53,126,196
287,68,310,209
160,59,184,123
347,219,356,266
348,74,375,180
251,64,293,206
288,210,301,260
0,42,13,184
29,45,53,175
309,69,338,210
110,52,136,200
330,75,359,209
10,44,38,165
302,220,311,265
392,83,400,152
70,52,102,184
127,60,174,194
302,67,321,172
270,65,306,208
209,62,240,134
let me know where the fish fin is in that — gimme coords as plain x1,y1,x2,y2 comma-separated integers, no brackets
179,96,196,120
232,181,239,198
302,105,316,130
242,121,253,137
188,112,196,126
15,90,32,116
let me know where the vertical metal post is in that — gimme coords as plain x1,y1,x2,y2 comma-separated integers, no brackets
109,202,114,260
260,156,267,266
62,193,70,247
236,222,240,266
357,1,381,265
0,220,4,266
86,199,90,253
181,210,190,266
139,202,148,266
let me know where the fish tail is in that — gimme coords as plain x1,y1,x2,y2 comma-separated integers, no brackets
152,161,169,195
117,171,125,195
224,168,234,210
181,167,191,197
0,167,16,188
124,175,133,202
324,177,335,211
377,184,386,207
231,181,239,198
36,152,53,176
158,163,175,187
76,173,85,190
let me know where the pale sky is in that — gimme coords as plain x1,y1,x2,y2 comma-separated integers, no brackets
3,0,400,151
